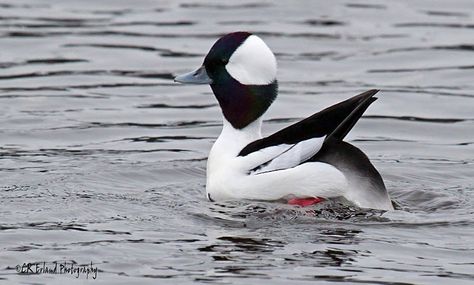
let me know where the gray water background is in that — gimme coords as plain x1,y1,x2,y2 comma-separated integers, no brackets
0,0,473,284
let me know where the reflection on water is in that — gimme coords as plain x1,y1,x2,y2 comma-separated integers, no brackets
1,0,473,284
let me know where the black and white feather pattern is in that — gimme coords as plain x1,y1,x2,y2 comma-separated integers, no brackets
239,89,379,173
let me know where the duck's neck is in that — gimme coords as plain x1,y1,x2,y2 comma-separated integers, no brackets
210,80,277,130
222,117,262,139
213,117,263,158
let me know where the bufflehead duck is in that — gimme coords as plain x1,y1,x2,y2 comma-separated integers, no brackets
174,32,393,211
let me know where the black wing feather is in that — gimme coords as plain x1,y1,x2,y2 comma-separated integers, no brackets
310,139,391,206
238,89,379,156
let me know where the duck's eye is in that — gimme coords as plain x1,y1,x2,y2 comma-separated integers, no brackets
221,58,229,65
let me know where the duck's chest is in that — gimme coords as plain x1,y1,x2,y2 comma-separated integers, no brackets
205,136,247,200
205,120,262,198
206,131,251,177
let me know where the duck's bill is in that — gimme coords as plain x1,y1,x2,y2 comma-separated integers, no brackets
174,66,212,84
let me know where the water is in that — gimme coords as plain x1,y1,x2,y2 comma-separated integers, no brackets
1,0,473,284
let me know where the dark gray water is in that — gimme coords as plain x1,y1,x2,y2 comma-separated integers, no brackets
1,0,473,284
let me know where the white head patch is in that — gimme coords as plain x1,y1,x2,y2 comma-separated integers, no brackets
225,35,277,85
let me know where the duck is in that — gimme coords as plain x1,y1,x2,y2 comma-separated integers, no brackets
174,31,393,211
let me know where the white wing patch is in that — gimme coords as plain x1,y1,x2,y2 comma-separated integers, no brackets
238,144,293,171
250,136,325,175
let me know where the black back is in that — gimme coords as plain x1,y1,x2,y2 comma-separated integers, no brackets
239,89,379,156
311,139,388,201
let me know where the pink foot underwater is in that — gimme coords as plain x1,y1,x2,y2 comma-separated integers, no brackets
287,197,325,207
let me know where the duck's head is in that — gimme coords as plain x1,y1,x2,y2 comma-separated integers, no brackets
174,32,278,129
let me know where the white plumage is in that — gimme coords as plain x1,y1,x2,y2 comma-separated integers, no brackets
251,136,325,175
225,35,277,85
206,118,347,202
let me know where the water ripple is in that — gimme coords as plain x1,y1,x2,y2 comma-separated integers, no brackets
1,1,473,284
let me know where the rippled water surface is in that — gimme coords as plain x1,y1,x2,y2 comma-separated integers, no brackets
1,0,473,284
